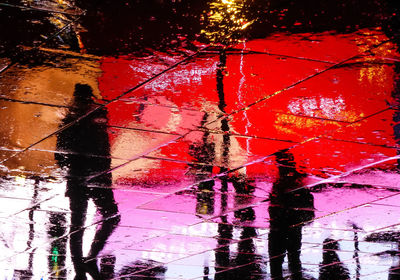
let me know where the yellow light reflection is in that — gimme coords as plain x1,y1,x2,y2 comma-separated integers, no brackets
15,174,26,185
356,30,396,87
201,0,254,45
273,113,361,136
48,0,72,29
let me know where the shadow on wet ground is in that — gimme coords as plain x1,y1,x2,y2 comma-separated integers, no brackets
3,0,400,279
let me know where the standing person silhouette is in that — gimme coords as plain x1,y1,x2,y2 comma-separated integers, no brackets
268,149,315,280
55,84,120,280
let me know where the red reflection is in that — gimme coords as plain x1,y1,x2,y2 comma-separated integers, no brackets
99,28,399,181
238,28,398,62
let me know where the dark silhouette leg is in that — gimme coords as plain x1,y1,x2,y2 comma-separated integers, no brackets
287,225,303,280
82,175,120,280
68,182,89,280
88,187,120,259
268,229,286,279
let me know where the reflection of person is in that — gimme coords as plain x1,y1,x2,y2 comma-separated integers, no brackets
229,186,263,280
232,225,262,278
188,113,216,215
55,84,120,280
268,149,315,280
319,239,350,280
214,176,263,280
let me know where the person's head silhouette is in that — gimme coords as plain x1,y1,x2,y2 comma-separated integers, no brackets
73,84,94,104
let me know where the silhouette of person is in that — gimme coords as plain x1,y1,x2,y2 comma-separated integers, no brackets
319,239,350,280
232,225,262,278
230,181,263,280
188,113,216,215
268,149,315,280
55,84,120,280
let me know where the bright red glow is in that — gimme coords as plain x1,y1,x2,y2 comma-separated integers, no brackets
99,28,399,182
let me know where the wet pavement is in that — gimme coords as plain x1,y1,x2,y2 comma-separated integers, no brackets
3,0,400,279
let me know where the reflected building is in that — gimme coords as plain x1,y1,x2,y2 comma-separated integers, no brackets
55,84,120,279
268,149,315,280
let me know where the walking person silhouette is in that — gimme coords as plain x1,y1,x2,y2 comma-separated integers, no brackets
55,84,120,280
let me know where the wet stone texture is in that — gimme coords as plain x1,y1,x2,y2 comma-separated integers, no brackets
3,0,400,279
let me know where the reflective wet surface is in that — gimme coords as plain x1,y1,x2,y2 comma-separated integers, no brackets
2,0,400,279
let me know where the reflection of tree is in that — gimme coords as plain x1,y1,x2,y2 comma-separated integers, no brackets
55,84,120,279
268,149,315,280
